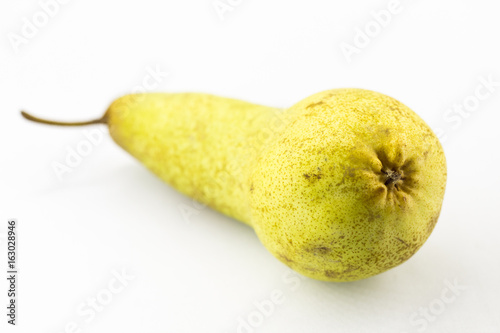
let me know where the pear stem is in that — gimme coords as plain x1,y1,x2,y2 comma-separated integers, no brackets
20,111,107,126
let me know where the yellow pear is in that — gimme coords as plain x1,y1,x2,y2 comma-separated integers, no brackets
22,88,447,282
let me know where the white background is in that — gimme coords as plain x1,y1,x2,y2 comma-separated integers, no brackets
1,0,499,332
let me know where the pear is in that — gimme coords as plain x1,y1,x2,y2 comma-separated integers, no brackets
22,88,447,282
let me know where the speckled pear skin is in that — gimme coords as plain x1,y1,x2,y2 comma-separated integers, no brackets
106,89,447,282
107,93,281,224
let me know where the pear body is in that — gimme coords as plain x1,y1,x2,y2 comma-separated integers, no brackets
250,89,446,281
106,93,280,224
105,89,447,282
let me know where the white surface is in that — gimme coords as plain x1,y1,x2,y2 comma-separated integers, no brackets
1,0,499,332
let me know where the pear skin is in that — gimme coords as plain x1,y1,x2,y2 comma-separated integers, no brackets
105,93,282,224
22,88,447,282
250,89,446,281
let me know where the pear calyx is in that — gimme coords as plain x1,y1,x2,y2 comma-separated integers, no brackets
383,169,402,186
